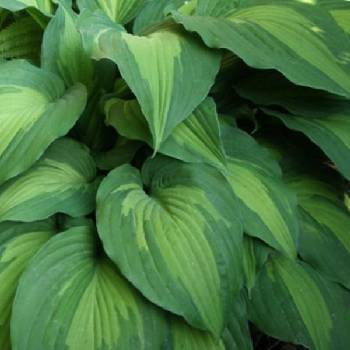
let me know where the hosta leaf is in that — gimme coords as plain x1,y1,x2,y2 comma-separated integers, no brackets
0,0,72,16
97,156,243,335
0,60,87,184
195,0,239,17
0,16,42,62
288,176,350,289
173,0,350,98
320,0,350,34
221,123,299,258
236,70,349,117
170,292,252,350
249,255,350,350
0,220,55,350
74,89,116,151
42,4,93,89
221,293,253,350
236,71,350,180
263,107,350,180
171,319,225,349
79,11,220,151
11,224,168,350
0,0,54,15
77,0,144,25
105,98,150,144
106,97,226,166
94,137,142,171
133,0,185,34
0,138,98,223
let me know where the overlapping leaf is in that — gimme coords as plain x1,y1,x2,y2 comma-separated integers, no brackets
173,0,350,98
133,0,185,34
288,175,350,289
0,16,42,62
0,220,55,350
0,0,54,15
249,255,350,350
11,224,168,350
0,138,98,222
237,71,350,180
97,156,243,335
0,60,87,184
42,4,93,88
79,10,221,151
320,0,350,35
170,293,253,350
77,0,143,25
0,0,69,15
221,123,299,258
106,95,299,258
105,97,226,167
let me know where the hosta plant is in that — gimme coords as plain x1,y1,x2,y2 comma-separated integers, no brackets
0,0,350,349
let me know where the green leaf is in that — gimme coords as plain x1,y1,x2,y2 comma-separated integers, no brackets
0,16,42,62
173,0,350,98
0,60,87,184
74,90,115,151
94,137,142,171
96,156,243,336
11,224,168,350
236,70,350,180
0,138,98,223
288,175,350,289
0,220,55,350
79,11,221,151
106,97,226,166
236,70,349,118
0,0,55,15
133,0,185,34
221,293,253,350
42,4,93,89
249,255,350,350
263,107,350,180
170,319,225,349
105,98,151,144
320,0,350,34
195,0,238,16
221,123,299,258
170,292,252,350
77,0,144,25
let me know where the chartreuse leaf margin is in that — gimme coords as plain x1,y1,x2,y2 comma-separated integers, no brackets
0,0,350,349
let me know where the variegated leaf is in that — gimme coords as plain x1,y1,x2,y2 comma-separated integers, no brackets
237,70,350,180
220,123,299,258
173,0,350,98
106,96,299,258
249,255,350,350
0,0,68,15
0,0,54,15
79,10,220,151
0,16,42,62
97,156,243,336
78,0,143,25
133,0,185,34
11,224,168,350
0,60,87,184
105,97,226,167
0,220,55,350
42,4,93,89
0,138,98,223
264,107,350,180
320,0,350,35
288,175,350,289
